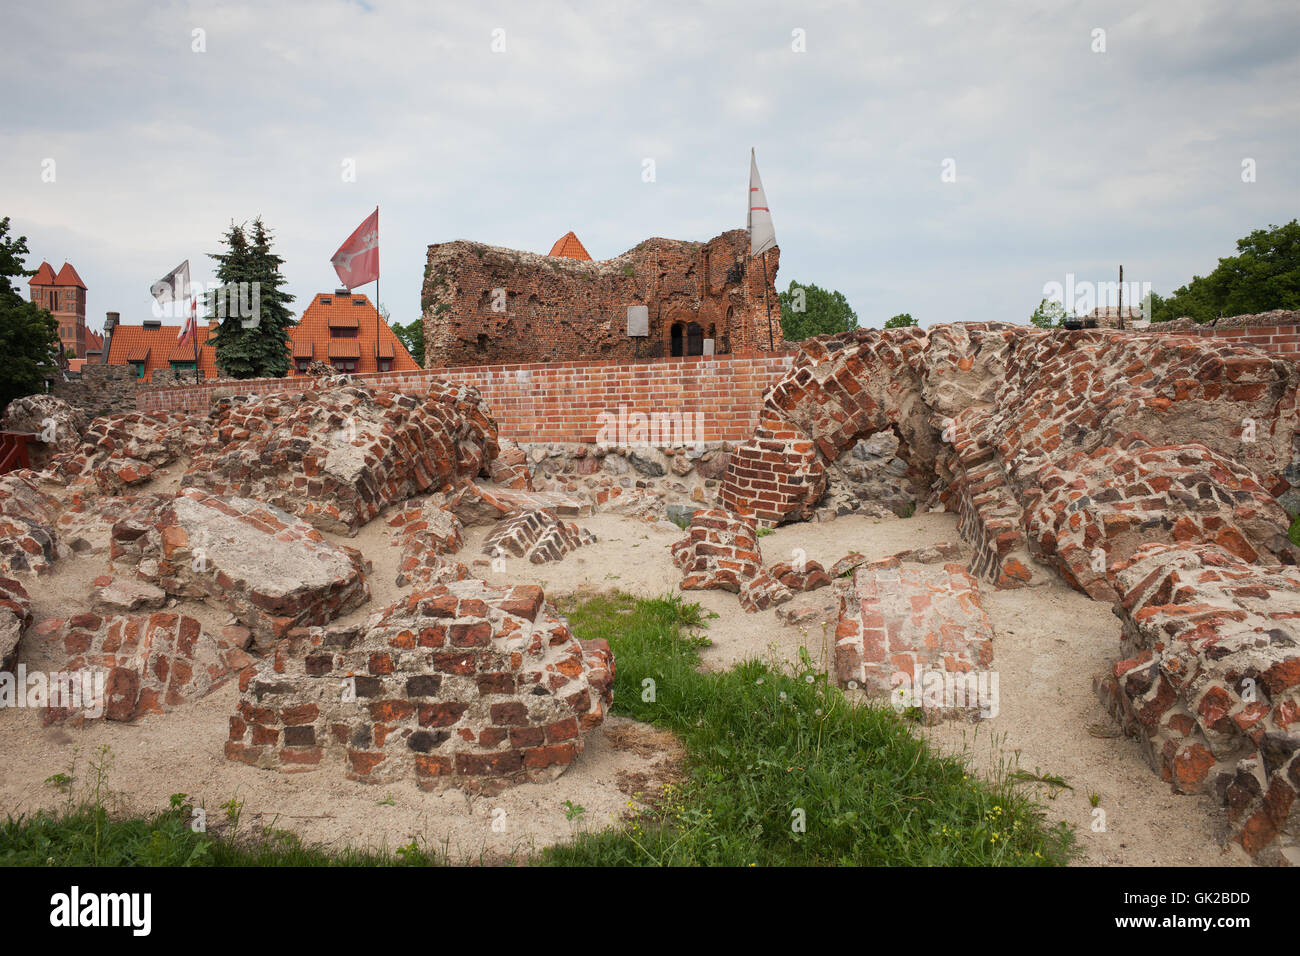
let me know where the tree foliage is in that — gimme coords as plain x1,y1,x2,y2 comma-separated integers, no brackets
1151,220,1300,323
778,281,859,340
391,316,425,367
0,217,62,412
204,218,295,379
884,313,916,328
1029,298,1071,329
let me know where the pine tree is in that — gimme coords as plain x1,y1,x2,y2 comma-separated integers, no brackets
204,218,295,379
246,218,294,378
205,222,257,378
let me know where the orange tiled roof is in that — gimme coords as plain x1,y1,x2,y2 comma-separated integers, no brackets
289,292,419,375
68,359,86,373
106,321,222,379
547,231,592,261
52,262,87,289
86,330,104,351
327,339,361,359
28,262,57,286
104,292,418,380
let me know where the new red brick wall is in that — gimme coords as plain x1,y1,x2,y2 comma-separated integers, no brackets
1186,324,1300,359
136,354,795,445
1144,311,1300,360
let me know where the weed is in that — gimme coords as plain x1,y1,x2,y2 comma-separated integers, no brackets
540,593,1076,866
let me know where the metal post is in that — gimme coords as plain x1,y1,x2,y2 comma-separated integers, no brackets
761,251,774,351
1118,264,1123,329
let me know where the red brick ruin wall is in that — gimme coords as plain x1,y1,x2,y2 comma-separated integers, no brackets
419,229,785,366
717,321,1300,863
137,354,795,445
135,317,1300,446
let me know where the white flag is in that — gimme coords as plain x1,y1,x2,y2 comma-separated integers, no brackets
151,260,191,306
747,148,776,257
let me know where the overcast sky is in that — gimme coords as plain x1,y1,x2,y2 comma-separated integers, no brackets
3,0,1298,334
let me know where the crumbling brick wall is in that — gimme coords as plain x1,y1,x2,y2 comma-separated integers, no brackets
420,229,784,366
718,321,1300,859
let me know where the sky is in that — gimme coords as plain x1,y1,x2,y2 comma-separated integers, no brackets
3,0,1298,335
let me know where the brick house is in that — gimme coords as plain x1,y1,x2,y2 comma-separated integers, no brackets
104,291,417,381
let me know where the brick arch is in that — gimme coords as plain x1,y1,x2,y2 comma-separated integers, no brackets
719,329,944,524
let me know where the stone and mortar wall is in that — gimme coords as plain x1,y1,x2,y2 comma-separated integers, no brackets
420,230,783,366
51,364,140,419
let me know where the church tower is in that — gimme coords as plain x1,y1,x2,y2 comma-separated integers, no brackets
28,260,88,358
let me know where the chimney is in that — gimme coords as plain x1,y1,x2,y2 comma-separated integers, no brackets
101,311,119,363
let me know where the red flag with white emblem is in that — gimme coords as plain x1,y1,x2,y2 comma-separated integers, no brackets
331,208,379,289
177,297,197,347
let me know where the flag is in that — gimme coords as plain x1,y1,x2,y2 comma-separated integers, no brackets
150,260,190,310
747,148,776,258
331,208,379,289
177,296,198,347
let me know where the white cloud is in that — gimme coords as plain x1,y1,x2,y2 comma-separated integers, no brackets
2,0,1297,332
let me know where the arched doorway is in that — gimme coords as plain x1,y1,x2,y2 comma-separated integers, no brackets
686,322,704,356
670,321,707,356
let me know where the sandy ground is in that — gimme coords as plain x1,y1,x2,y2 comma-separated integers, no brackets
0,490,1248,865
468,508,1248,866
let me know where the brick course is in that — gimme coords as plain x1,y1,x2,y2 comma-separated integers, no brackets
136,353,795,445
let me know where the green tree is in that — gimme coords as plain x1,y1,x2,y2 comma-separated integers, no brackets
778,281,859,340
390,315,425,367
884,313,917,328
204,217,295,378
1029,298,1070,328
1151,220,1300,323
0,217,62,411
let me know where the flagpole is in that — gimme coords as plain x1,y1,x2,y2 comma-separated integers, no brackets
374,206,379,375
193,298,199,383
761,250,774,351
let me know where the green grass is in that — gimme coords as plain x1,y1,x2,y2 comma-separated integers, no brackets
0,800,448,867
1289,512,1300,547
0,593,1076,867
1,748,446,867
540,592,1075,866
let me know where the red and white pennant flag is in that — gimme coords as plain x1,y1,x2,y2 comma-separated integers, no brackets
747,148,776,258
